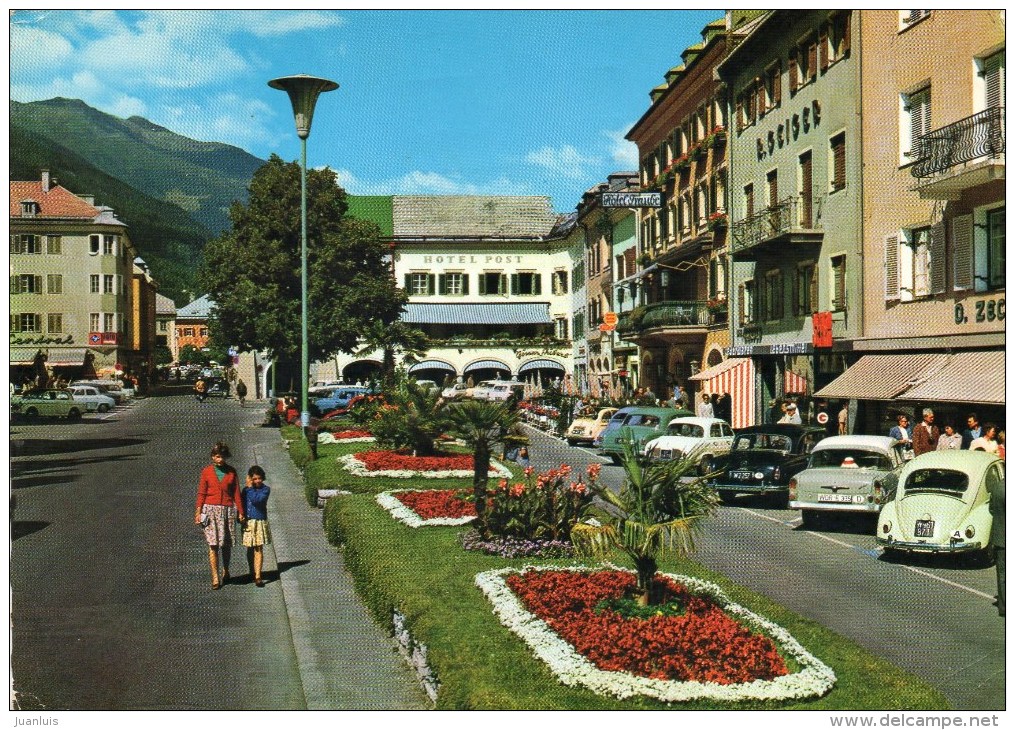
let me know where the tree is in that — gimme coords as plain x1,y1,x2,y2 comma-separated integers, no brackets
447,400,519,537
198,155,406,369
370,373,453,456
178,345,203,365
357,320,430,388
571,440,720,606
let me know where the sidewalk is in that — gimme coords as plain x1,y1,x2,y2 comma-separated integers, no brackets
243,405,429,710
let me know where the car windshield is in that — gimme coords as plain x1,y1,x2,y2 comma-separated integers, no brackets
733,433,793,451
809,449,892,470
667,423,704,438
626,414,659,427
904,468,970,495
609,411,629,425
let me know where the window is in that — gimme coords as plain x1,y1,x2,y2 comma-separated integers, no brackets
764,63,782,112
744,183,755,218
90,313,101,332
90,274,100,293
794,262,818,316
554,317,569,340
46,235,62,254
829,132,846,192
765,269,785,320
479,272,508,295
799,151,813,227
103,235,116,255
89,234,101,255
200,327,208,338
738,280,755,324
405,272,435,295
826,12,851,64
790,37,818,94
47,314,63,334
886,225,946,301
438,272,469,295
12,274,42,294
899,10,930,29
830,255,847,311
901,87,931,164
573,311,585,338
766,170,779,208
47,274,62,294
11,234,42,254
571,260,584,291
159,320,168,332
986,208,1005,290
14,313,40,332
552,270,568,295
104,313,116,332
20,201,38,217
977,51,1005,111
103,274,115,294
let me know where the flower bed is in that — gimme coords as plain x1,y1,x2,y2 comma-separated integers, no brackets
377,488,476,528
458,529,575,558
477,565,836,704
339,450,512,479
318,429,376,444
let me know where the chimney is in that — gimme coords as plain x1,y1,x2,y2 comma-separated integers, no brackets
41,169,51,193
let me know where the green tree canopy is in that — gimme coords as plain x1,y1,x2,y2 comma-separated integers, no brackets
198,155,406,364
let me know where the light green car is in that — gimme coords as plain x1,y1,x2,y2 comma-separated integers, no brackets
11,389,86,419
878,449,1004,561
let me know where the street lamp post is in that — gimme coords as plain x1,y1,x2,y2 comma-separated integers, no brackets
268,74,338,436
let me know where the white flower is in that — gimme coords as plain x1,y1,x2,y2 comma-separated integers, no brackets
318,432,376,444
339,454,512,479
376,490,476,528
475,565,837,704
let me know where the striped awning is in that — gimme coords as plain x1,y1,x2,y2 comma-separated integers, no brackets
814,354,948,401
464,359,510,374
408,359,456,374
690,357,755,429
899,351,1004,405
518,359,565,374
402,302,552,325
9,347,91,366
784,370,809,395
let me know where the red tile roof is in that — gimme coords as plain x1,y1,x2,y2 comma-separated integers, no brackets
10,182,100,219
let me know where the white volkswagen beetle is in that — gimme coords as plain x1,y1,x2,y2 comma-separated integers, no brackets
642,417,735,474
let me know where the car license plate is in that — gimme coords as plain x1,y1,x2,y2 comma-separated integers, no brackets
914,520,935,538
731,470,753,480
817,494,853,503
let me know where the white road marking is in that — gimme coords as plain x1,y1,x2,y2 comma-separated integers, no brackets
734,506,995,601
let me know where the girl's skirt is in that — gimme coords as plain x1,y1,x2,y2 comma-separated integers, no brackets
242,518,272,547
201,504,237,547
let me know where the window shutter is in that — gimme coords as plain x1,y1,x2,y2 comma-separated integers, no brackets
842,12,851,55
533,274,542,295
951,214,974,291
819,26,829,71
775,273,785,319
808,41,817,81
427,274,436,295
461,274,469,295
885,235,900,300
758,281,768,321
984,53,1003,109
789,51,799,94
510,273,519,295
35,275,42,293
792,269,801,315
403,274,411,291
773,62,782,106
500,274,508,295
438,274,447,295
10,275,18,294
479,274,487,295
809,267,818,313
737,284,745,325
755,78,765,116
736,98,744,132
832,135,846,191
930,221,946,294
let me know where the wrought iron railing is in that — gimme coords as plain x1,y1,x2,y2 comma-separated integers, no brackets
911,106,1005,179
639,300,709,329
730,196,818,255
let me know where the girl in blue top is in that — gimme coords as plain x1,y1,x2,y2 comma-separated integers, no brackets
241,465,272,587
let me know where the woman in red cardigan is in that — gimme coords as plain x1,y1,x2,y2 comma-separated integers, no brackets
194,441,245,589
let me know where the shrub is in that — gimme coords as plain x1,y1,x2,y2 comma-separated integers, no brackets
483,463,600,542
323,495,344,546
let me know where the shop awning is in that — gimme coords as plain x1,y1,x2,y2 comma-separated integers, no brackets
518,359,565,374
689,357,755,429
463,359,510,374
408,359,456,374
402,303,552,325
900,351,1004,405
814,354,949,401
9,347,90,366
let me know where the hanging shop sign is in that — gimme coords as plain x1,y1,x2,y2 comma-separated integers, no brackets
601,192,662,208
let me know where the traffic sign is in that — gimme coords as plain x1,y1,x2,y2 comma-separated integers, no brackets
817,412,829,425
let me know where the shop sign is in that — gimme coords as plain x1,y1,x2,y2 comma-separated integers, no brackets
601,192,662,208
603,312,619,326
812,311,833,348
10,334,74,345
756,100,822,161
955,297,1005,324
726,342,813,357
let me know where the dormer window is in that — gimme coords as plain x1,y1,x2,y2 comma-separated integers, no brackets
20,200,39,217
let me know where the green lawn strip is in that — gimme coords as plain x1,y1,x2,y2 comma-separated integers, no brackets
321,492,949,711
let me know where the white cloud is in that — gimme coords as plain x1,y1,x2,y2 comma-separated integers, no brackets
525,144,600,180
333,169,530,197
604,126,639,169
9,24,75,71
227,10,346,37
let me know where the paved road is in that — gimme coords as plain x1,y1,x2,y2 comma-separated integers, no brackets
10,394,426,710
525,424,1005,711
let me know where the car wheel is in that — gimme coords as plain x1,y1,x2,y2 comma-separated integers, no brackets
610,455,622,466
766,492,790,509
97,404,109,413
567,439,577,447
67,408,82,419
24,407,39,419
801,510,821,528
718,490,737,505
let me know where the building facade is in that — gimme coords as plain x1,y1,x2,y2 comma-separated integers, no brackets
718,10,863,426
814,10,1005,431
10,170,139,382
155,293,178,362
175,294,212,357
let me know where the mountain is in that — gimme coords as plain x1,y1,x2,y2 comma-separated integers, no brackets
11,98,265,234
9,98,267,302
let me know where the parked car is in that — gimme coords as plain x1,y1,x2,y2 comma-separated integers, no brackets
11,389,86,419
712,424,828,506
67,384,116,413
412,379,441,393
311,385,369,412
788,435,907,525
597,406,695,465
485,381,525,403
441,382,471,400
565,407,618,447
593,406,637,450
877,450,1004,562
309,380,347,397
72,380,127,404
205,378,229,397
466,380,497,400
642,417,735,475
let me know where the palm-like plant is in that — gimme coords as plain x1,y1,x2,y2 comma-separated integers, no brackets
357,320,429,389
371,374,452,456
571,440,720,606
446,400,519,537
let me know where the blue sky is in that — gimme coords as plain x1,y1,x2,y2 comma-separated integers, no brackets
10,9,721,213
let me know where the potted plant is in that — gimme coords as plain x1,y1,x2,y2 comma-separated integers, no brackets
706,295,728,314
705,124,726,148
707,211,728,232
672,154,691,172
689,141,706,161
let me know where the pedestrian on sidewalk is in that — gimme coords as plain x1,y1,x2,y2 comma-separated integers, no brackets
236,378,248,407
241,465,272,588
195,441,245,590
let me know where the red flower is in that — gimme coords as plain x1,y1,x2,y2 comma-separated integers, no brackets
354,450,501,473
331,429,373,439
393,489,475,519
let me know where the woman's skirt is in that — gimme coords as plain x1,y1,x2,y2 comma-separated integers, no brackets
201,504,237,547
242,518,272,547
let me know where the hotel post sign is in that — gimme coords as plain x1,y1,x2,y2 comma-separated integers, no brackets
601,192,663,208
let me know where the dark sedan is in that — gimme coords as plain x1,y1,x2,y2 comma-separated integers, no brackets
712,424,827,507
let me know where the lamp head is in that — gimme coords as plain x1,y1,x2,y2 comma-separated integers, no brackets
268,74,339,139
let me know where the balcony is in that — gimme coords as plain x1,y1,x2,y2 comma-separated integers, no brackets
621,300,710,346
730,196,823,260
911,107,1005,200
